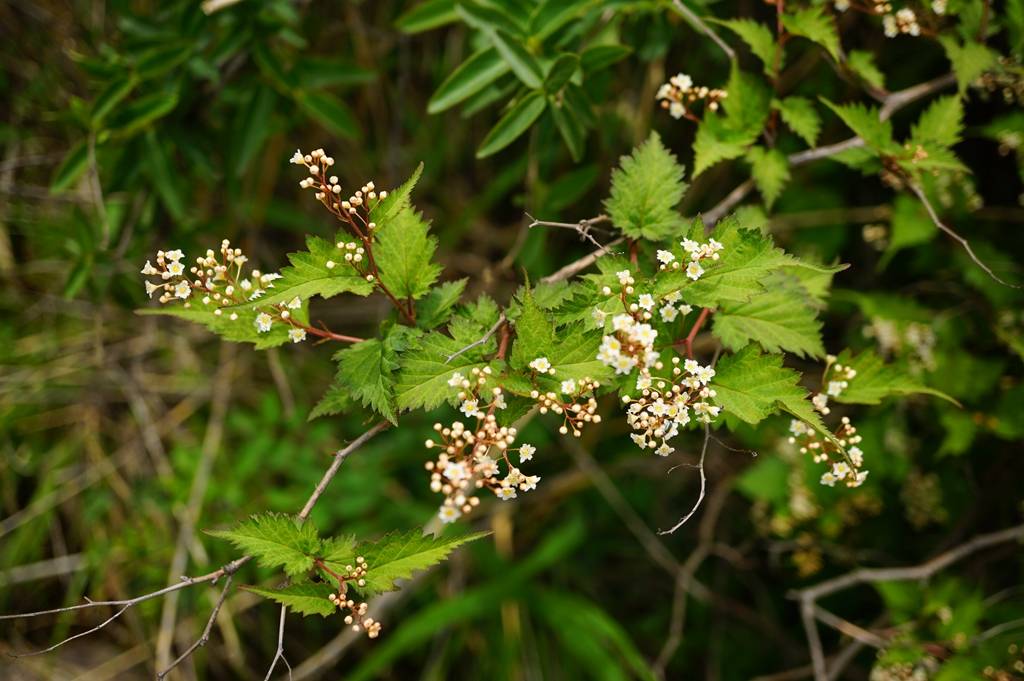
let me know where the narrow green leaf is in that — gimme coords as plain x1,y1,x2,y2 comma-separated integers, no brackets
142,131,186,222
396,0,458,33
580,44,631,74
428,49,510,114
476,91,546,158
106,89,179,137
50,141,89,193
544,53,579,93
491,30,542,89
296,91,359,140
90,76,136,127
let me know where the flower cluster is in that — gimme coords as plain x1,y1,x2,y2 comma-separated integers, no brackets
425,368,539,523
657,236,723,281
622,357,720,456
883,8,920,37
789,417,868,488
322,556,382,638
597,310,661,376
140,241,310,344
530,376,602,437
656,72,727,120
810,356,858,416
864,319,937,371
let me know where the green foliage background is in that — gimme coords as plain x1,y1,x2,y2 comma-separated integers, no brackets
1,0,1023,679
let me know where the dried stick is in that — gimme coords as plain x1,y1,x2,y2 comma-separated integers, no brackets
156,574,234,680
669,0,736,61
525,213,616,254
263,604,292,681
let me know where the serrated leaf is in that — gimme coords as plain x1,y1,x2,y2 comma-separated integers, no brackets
374,193,442,301
715,19,777,75
138,298,309,350
781,7,840,61
940,36,998,94
713,286,824,358
881,194,937,266
239,235,374,308
416,279,468,329
333,339,399,424
510,287,556,369
722,64,772,138
846,50,886,90
821,99,895,153
713,345,826,434
244,583,336,617
357,530,489,596
746,146,790,209
774,96,821,147
604,132,687,240
428,48,510,114
833,350,959,405
909,96,963,149
319,535,358,572
477,91,547,158
206,513,320,577
395,331,491,411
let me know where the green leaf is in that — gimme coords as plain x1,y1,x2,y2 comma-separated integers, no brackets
604,132,687,240
395,331,490,411
50,141,89,193
396,0,458,33
821,99,895,153
320,535,359,571
846,50,886,90
491,30,543,89
143,132,186,222
909,96,963,149
713,285,825,358
745,146,790,209
296,91,359,140
716,19,777,75
544,53,579,93
774,96,821,147
428,48,510,114
374,195,442,301
722,64,772,138
416,279,468,329
138,298,308,350
509,287,556,370
334,339,399,424
90,76,136,127
881,194,937,265
781,7,840,61
550,97,585,161
832,350,959,405
940,36,998,94
357,530,490,596
713,345,827,433
106,88,179,137
293,57,376,90
476,91,547,158
692,112,758,178
233,87,277,176
240,235,374,308
205,513,320,577
243,583,336,617
580,44,631,74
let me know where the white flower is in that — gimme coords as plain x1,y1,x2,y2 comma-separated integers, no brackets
145,281,160,298
812,393,830,414
616,270,632,285
834,0,850,10
255,312,273,333
634,324,658,346
592,307,607,327
519,444,536,462
444,461,470,482
612,314,634,332
681,239,700,254
664,290,682,304
849,470,870,487
679,304,693,315
288,327,307,343
164,249,184,262
707,238,723,253
848,446,864,467
932,0,946,13
167,260,185,277
636,375,652,391
686,261,704,281
826,380,845,397
496,486,517,500
520,475,540,492
672,73,693,90
560,379,577,395
789,420,810,436
695,365,716,385
656,250,676,265
460,399,481,418
637,294,655,311
290,149,306,165
529,357,552,373
141,260,158,276
492,392,507,410
883,14,898,37
669,102,685,119
448,372,465,387
656,443,674,457
684,359,700,374
820,472,837,487
287,296,302,310
613,354,638,374
173,281,191,299
660,305,679,323
438,505,462,524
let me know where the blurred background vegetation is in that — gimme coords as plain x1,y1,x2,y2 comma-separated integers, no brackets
1,0,1023,679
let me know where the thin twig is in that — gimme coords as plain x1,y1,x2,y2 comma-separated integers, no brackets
658,423,710,535
525,213,616,254
298,423,389,520
908,182,1020,289
669,0,736,61
445,312,506,364
156,574,234,680
263,604,292,681
540,237,625,284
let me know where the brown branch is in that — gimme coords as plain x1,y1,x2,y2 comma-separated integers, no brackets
540,237,625,284
263,604,292,681
445,312,506,364
526,213,616,254
658,423,710,535
156,574,235,680
669,0,737,61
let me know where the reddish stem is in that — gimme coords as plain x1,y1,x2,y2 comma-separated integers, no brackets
683,307,713,359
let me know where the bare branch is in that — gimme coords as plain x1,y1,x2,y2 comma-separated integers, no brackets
263,604,293,681
445,312,506,364
298,422,389,520
540,237,625,284
669,0,736,61
526,212,616,254
156,574,234,680
658,423,710,535
908,182,1021,289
